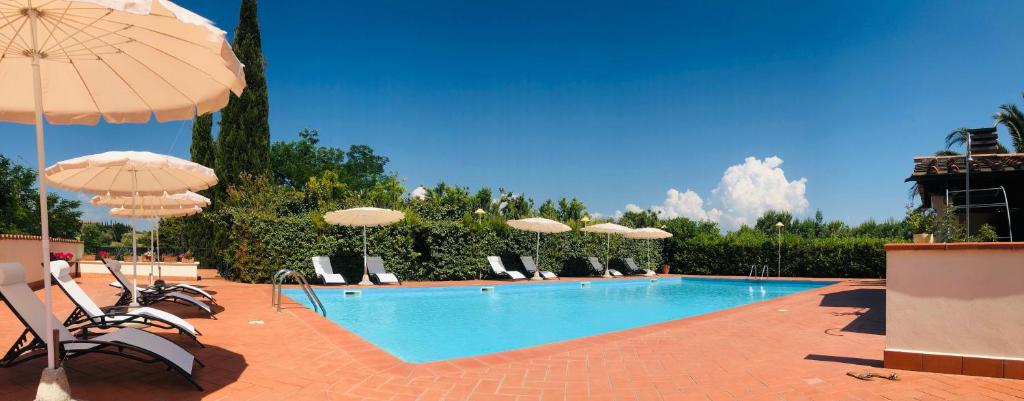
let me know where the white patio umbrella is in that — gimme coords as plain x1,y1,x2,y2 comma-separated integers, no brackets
96,191,209,282
506,217,571,280
0,0,243,376
324,207,405,286
581,223,634,277
48,151,217,309
624,227,673,275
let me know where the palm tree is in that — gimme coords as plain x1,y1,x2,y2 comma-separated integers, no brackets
945,127,1009,154
994,93,1024,153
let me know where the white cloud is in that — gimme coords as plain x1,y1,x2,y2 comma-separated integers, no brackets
410,186,427,200
650,189,722,222
632,156,808,231
624,203,642,213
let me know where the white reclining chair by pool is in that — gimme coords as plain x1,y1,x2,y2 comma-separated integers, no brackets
588,257,623,277
0,262,204,391
487,256,527,280
366,256,401,285
103,260,215,303
103,259,215,318
50,261,202,346
312,256,347,285
519,256,558,279
623,258,656,276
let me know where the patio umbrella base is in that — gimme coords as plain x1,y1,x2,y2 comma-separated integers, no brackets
358,275,374,286
530,274,543,281
603,272,612,278
36,367,72,401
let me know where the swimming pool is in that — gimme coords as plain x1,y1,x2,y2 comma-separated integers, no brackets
284,277,834,363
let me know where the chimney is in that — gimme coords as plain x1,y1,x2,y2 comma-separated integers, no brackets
967,127,999,155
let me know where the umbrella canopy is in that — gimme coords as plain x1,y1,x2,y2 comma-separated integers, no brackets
507,217,571,234
0,0,245,124
580,222,633,235
324,207,405,285
108,205,203,218
324,207,405,227
581,223,634,277
48,151,217,196
92,191,210,209
623,227,672,240
506,218,570,280
0,0,240,376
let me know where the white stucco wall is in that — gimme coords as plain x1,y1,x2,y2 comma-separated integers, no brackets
0,235,85,285
886,245,1024,360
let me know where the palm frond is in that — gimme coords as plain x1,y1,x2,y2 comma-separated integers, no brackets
994,100,1024,153
944,128,969,150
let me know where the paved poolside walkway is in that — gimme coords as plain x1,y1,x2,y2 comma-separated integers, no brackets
1,274,1023,400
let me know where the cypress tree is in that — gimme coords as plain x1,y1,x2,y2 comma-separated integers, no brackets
216,0,270,190
190,113,216,169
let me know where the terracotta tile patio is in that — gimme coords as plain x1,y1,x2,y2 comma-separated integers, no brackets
1,274,1023,400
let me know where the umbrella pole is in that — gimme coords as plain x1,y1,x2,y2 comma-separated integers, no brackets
604,233,612,278
531,232,542,281
156,219,162,280
130,173,140,308
27,5,56,371
359,226,372,286
148,218,155,286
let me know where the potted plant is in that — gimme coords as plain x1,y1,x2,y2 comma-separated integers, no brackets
659,263,671,274
162,254,178,263
179,251,194,264
81,253,96,261
907,207,936,243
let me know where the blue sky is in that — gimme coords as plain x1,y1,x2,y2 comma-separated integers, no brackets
3,0,1024,227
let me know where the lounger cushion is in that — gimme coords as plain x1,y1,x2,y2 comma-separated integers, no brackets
609,269,623,276
540,271,558,279
506,270,527,280
64,327,194,374
322,273,346,284
375,273,399,283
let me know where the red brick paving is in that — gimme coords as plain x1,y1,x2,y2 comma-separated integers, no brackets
1,274,1022,400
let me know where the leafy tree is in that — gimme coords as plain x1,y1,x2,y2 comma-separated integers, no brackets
496,188,532,219
472,187,493,212
994,93,1024,152
556,198,587,222
754,210,794,235
619,209,659,228
538,200,558,219
0,154,82,239
271,129,345,188
217,0,271,191
342,144,389,189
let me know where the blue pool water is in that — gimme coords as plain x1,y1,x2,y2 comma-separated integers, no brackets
285,278,833,363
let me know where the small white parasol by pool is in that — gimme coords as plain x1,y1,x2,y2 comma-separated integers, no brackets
581,223,634,277
506,218,571,280
92,191,211,209
109,204,203,283
624,227,673,275
47,151,217,308
324,207,405,286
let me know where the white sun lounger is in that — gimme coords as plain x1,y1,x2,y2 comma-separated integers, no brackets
50,261,201,346
519,256,558,279
366,256,401,285
487,256,526,280
0,263,203,390
588,257,623,277
312,256,347,284
623,258,657,276
103,260,214,317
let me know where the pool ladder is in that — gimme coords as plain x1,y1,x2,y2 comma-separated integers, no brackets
272,269,327,316
747,264,769,280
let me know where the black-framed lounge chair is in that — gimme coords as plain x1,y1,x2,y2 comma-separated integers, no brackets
312,256,346,285
50,261,202,347
587,257,623,277
366,256,401,285
0,262,204,391
106,262,215,303
487,256,526,280
103,259,215,318
623,258,656,276
519,256,558,280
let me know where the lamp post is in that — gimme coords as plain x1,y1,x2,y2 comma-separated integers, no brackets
474,208,486,224
580,216,590,227
774,221,784,277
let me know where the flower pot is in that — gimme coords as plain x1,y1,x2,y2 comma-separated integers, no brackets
162,256,178,263
912,233,934,244
659,264,671,274
181,258,195,264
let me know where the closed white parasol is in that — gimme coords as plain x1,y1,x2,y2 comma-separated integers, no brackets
624,227,673,274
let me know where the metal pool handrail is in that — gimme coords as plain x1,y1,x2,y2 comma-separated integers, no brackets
272,268,326,316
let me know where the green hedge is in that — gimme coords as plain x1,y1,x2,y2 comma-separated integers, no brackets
665,235,889,278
